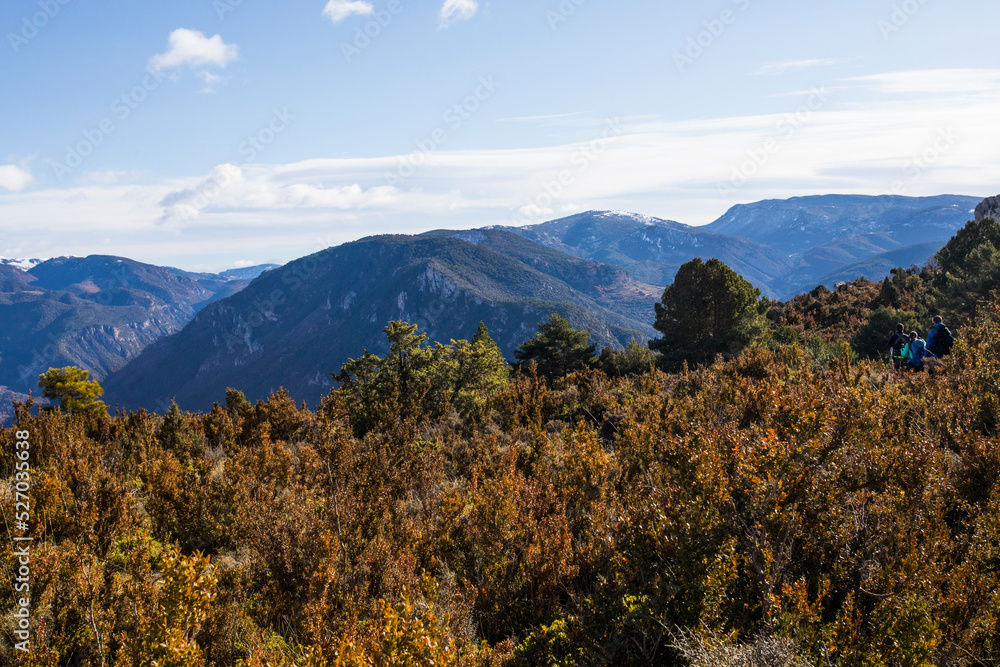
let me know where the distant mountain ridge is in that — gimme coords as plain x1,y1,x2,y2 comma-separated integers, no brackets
2,193,988,421
0,257,280,422
501,195,979,299
494,210,792,298
218,264,281,280
705,194,977,253
811,241,945,289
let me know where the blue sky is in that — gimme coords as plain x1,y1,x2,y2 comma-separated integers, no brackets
1,0,998,271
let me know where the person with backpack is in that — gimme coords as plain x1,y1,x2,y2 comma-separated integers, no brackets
926,316,954,357
887,323,909,370
903,331,940,372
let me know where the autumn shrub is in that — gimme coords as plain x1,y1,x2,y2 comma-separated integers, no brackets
11,301,1000,665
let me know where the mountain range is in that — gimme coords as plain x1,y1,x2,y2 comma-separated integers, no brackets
0,193,984,418
0,258,277,421
103,232,660,412
495,194,978,299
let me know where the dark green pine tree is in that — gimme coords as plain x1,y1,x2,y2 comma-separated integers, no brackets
935,216,1000,276
515,313,598,381
448,322,510,421
649,257,767,369
933,216,1000,318
454,322,509,398
382,320,430,402
333,320,432,435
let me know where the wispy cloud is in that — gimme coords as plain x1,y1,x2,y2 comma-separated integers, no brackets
0,164,34,192
440,0,478,28
4,69,999,267
199,71,225,94
845,68,1000,95
497,112,588,123
156,164,399,225
752,58,841,76
323,0,374,23
148,29,239,72
75,170,131,186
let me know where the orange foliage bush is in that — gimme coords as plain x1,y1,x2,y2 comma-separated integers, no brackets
6,305,1000,665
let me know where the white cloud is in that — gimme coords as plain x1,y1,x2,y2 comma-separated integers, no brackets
846,68,1000,95
753,59,841,76
149,29,239,72
517,204,554,219
76,170,130,186
440,0,478,28
323,0,374,23
3,68,999,266
156,163,399,225
199,71,226,94
0,164,34,192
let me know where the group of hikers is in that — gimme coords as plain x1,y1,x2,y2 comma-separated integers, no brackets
887,315,954,371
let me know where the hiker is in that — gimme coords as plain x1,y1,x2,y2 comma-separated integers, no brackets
926,315,954,357
903,331,938,372
887,323,909,370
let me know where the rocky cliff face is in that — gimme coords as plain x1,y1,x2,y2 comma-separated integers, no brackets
975,195,1000,222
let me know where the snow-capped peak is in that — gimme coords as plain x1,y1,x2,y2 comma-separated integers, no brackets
594,210,663,226
0,257,44,271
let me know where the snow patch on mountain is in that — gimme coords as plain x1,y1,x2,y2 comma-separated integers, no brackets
0,257,44,271
595,210,663,226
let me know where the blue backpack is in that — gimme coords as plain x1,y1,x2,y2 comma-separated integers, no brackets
930,324,954,356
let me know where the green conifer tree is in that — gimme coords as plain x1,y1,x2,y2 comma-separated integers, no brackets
650,257,767,369
38,366,108,417
515,313,598,381
451,322,510,418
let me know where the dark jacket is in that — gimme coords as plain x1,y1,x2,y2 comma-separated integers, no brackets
926,323,947,354
888,332,909,357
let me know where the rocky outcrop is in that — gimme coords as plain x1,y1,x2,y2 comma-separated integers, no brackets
975,195,1000,222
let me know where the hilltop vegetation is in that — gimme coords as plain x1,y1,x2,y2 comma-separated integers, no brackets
4,217,1000,666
